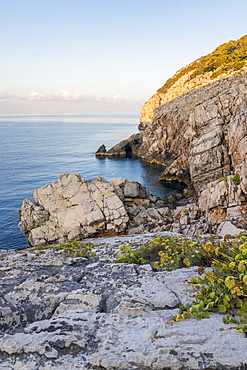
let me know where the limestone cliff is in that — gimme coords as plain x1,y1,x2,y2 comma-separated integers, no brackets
102,71,247,229
140,34,247,125
138,73,247,192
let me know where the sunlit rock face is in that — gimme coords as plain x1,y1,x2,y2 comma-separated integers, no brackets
140,65,247,125
138,73,247,226
140,34,247,125
19,174,129,246
137,73,247,191
19,174,175,247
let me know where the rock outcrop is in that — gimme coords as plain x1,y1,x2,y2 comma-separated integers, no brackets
20,173,224,245
138,73,247,191
140,34,247,125
19,174,129,247
0,233,246,369
95,133,142,157
95,144,106,156
19,174,181,247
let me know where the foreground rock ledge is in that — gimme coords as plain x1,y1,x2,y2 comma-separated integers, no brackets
0,232,246,369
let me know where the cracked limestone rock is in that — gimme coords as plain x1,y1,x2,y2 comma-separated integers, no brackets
19,174,129,247
0,233,246,369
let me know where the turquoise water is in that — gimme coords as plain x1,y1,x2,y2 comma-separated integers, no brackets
0,114,183,250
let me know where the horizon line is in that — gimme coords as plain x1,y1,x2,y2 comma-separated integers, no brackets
0,112,140,118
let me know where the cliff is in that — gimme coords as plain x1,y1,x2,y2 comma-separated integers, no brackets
137,72,247,191
140,34,247,125
100,71,247,232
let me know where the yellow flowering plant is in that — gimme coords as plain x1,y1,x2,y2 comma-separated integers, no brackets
115,233,247,334
173,233,247,334
115,236,213,270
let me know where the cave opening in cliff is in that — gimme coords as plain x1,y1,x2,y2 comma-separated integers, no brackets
125,144,133,158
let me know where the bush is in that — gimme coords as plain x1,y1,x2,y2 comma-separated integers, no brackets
115,233,247,334
231,174,241,185
172,234,247,334
115,236,216,270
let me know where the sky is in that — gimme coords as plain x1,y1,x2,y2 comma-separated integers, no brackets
1,0,247,115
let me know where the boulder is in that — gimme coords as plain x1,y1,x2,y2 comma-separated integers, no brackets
127,224,146,234
19,174,129,247
123,178,150,199
95,144,106,155
19,175,168,247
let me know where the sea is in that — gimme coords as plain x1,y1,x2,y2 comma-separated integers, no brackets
0,114,183,250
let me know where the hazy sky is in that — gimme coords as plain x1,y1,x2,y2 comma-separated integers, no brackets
1,0,247,115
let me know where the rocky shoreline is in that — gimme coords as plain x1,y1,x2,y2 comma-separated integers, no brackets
11,172,247,368
1,231,247,369
18,173,237,248
96,72,247,235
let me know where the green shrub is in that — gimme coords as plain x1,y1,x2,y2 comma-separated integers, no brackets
115,236,214,270
115,242,157,265
231,174,241,185
30,241,97,258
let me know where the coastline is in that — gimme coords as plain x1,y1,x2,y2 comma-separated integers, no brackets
1,114,177,250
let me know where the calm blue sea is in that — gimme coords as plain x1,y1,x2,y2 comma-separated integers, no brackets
0,114,183,250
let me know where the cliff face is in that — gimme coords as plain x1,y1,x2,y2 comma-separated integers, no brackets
138,72,247,192
103,72,247,229
140,35,247,125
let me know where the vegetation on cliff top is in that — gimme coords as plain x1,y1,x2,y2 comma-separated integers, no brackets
157,34,247,95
